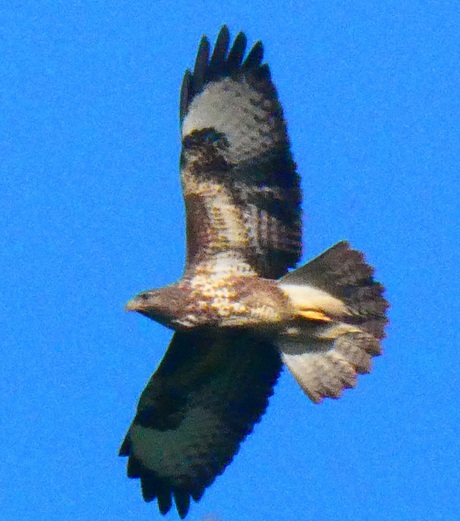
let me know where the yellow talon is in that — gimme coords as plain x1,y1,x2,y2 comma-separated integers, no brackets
298,310,332,322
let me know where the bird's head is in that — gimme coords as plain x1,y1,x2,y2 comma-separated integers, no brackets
125,290,159,313
125,285,186,329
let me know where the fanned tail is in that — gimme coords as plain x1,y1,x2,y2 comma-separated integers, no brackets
277,241,389,403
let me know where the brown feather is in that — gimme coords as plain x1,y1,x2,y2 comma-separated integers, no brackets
180,28,301,278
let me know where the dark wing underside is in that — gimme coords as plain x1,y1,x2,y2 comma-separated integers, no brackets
119,331,282,518
180,26,302,279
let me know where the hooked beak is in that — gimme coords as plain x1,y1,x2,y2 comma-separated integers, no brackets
125,298,139,312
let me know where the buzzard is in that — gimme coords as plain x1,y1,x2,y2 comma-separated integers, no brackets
121,26,388,518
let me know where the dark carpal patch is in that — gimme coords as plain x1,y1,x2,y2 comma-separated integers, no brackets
181,128,232,175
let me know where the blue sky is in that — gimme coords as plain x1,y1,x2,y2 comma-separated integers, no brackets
2,2,459,520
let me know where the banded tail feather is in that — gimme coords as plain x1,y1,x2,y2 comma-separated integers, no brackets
278,241,389,403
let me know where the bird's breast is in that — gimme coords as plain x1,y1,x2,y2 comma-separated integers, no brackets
174,274,293,330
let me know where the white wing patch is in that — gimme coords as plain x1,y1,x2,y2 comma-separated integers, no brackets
182,77,278,163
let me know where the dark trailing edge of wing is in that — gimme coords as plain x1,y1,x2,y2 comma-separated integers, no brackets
180,25,269,122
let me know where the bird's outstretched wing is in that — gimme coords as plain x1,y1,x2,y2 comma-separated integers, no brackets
119,332,281,518
180,26,301,279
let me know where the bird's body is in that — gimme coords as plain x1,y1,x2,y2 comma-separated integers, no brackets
120,26,389,518
127,273,293,331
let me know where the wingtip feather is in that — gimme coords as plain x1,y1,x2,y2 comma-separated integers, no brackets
181,28,270,121
242,40,264,69
174,490,191,519
118,434,130,456
227,31,247,69
209,26,230,69
180,69,192,123
157,490,173,516
193,36,210,94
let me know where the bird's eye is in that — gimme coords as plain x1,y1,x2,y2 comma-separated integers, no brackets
140,293,150,300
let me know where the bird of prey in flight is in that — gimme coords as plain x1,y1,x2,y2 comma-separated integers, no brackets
120,25,389,518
